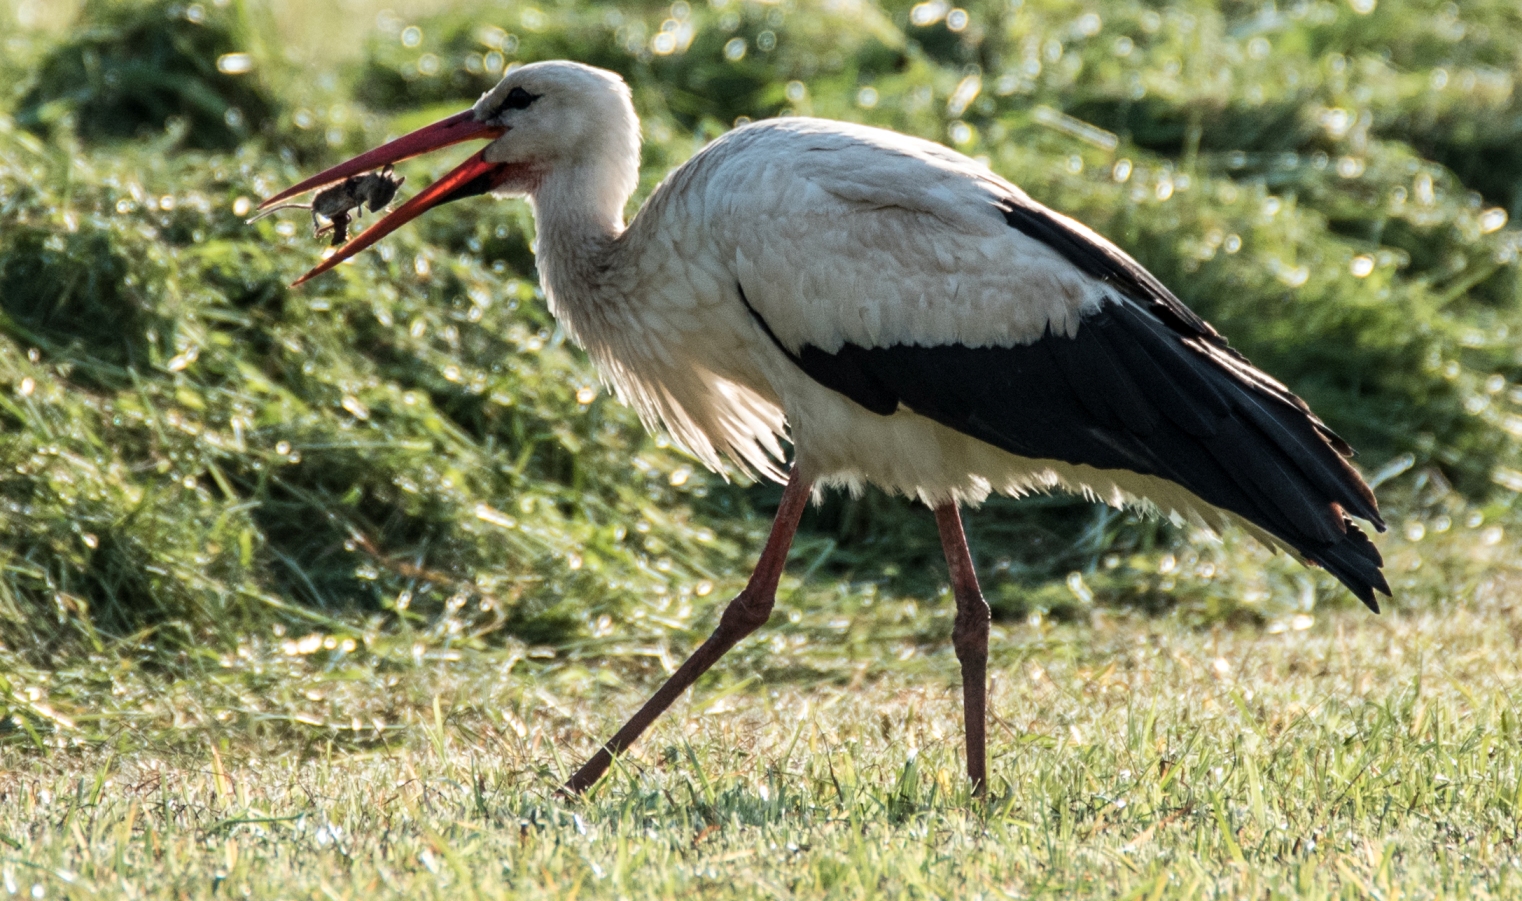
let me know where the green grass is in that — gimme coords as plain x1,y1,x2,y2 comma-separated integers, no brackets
7,589,1522,898
3,509,1519,897
4,0,1522,895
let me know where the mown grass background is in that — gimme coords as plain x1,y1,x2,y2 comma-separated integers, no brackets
1,0,1521,896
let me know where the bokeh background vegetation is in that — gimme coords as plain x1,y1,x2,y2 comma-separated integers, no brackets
2,0,1521,681
6,4,1522,895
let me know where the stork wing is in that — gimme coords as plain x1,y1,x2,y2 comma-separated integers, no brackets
705,120,1387,606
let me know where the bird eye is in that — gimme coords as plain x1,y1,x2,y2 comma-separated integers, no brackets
501,87,539,111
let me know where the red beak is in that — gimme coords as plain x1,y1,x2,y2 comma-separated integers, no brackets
259,110,515,286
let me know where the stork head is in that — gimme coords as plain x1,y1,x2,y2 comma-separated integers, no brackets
261,61,641,285
474,62,640,200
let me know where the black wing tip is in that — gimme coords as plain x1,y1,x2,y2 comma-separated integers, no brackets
1349,576,1390,615
1309,519,1390,613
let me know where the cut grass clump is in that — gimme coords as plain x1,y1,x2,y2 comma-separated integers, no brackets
0,121,752,661
15,0,276,149
2,0,1522,667
0,225,164,373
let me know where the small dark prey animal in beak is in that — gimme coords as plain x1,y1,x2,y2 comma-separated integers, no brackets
256,110,510,283
248,164,406,247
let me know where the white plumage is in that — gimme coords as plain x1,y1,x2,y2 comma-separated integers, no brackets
522,80,1159,509
264,60,1388,795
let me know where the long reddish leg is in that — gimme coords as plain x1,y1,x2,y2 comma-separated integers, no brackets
934,502,991,799
564,469,812,795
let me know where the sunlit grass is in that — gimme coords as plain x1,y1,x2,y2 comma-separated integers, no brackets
2,0,1522,894
7,587,1522,898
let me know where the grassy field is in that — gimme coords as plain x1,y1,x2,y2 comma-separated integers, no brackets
4,0,1522,895
8,586,1522,898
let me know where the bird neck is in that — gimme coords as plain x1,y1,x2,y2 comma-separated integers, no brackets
529,163,633,305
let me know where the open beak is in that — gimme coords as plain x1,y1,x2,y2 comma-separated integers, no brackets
259,110,512,286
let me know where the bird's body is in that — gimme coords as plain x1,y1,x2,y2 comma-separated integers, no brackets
552,116,1098,496
263,60,1388,796
536,113,1384,599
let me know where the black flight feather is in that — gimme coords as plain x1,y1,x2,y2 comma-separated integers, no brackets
737,283,1389,610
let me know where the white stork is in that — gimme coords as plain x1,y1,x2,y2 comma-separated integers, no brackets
261,60,1388,797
